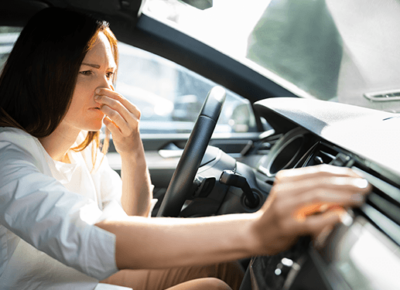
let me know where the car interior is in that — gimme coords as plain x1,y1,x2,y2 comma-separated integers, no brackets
1,0,400,289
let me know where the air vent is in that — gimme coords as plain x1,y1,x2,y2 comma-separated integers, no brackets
364,90,400,102
353,167,400,216
303,142,339,166
352,166,400,245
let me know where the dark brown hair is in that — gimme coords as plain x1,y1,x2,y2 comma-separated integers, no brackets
0,7,118,160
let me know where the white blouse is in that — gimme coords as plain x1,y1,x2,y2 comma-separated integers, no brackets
0,127,132,290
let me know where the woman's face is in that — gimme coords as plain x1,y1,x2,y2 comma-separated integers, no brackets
62,32,116,132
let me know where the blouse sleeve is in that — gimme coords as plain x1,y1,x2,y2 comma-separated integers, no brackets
0,138,119,280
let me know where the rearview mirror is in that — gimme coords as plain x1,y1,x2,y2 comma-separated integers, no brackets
180,0,213,10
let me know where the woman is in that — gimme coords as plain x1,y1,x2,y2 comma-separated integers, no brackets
0,7,370,290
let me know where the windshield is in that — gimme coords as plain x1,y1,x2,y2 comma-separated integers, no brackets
144,0,400,113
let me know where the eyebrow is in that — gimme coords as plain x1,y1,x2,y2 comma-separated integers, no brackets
81,63,117,70
81,63,100,68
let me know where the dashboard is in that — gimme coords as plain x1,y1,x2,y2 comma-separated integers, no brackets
237,98,400,290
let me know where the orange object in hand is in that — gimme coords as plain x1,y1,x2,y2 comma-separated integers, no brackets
294,203,345,221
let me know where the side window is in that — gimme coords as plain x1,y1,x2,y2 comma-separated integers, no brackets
0,27,22,71
0,32,257,135
116,42,257,134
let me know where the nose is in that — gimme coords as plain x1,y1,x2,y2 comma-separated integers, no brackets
96,75,113,92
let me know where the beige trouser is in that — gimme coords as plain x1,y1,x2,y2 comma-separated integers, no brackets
101,262,244,290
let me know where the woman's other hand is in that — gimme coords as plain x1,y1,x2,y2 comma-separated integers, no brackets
95,86,141,155
252,164,371,255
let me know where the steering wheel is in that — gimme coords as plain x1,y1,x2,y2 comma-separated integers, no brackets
157,86,226,217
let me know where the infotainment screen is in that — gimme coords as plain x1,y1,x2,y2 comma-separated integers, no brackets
333,217,400,290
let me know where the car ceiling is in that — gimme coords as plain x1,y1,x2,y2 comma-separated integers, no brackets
0,0,144,30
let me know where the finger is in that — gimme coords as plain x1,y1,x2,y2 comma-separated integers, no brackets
288,187,364,222
294,202,349,221
100,105,130,134
300,186,366,207
297,209,343,236
96,88,141,119
95,94,138,128
274,176,371,200
103,116,121,136
275,164,362,183
271,184,365,220
294,203,343,221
